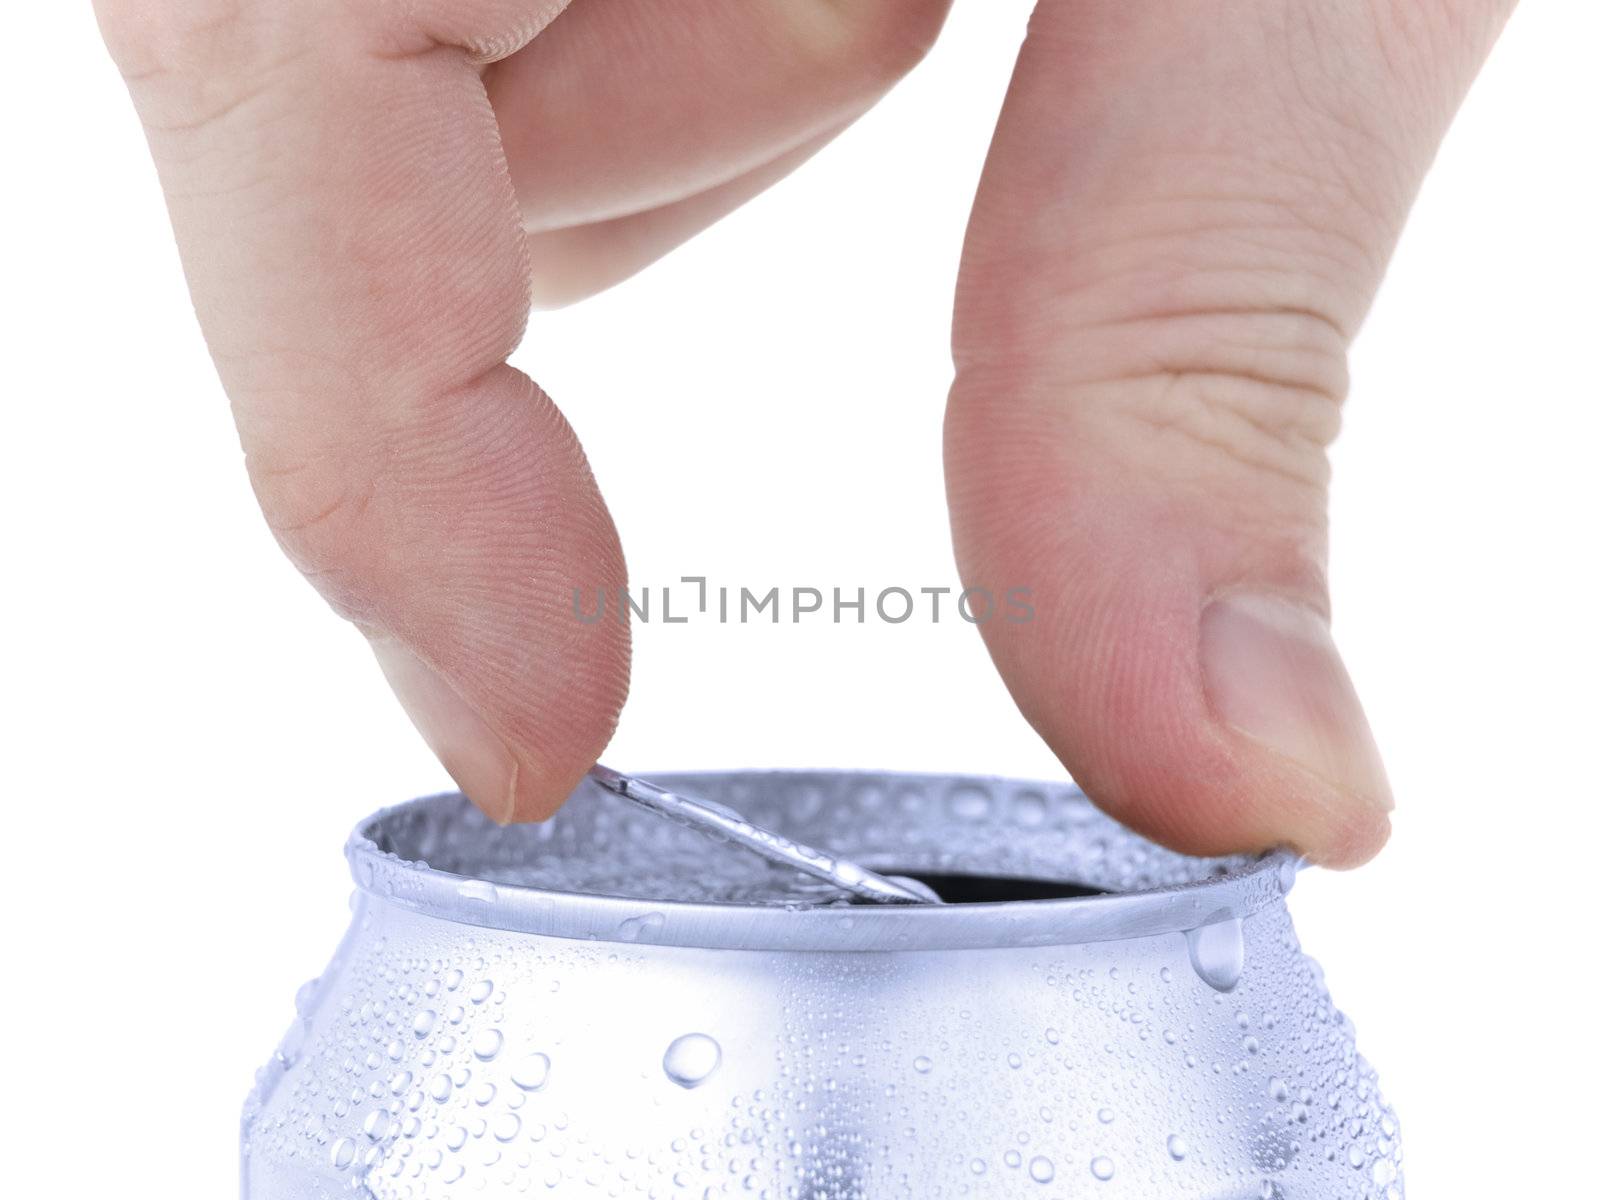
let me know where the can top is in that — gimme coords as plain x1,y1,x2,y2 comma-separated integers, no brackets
348,771,1295,952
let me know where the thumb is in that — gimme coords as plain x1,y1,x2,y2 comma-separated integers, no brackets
948,0,1512,865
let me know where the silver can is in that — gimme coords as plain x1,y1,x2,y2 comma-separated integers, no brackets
242,771,1402,1199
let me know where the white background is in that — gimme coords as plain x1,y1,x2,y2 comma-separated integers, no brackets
4,2,1596,1194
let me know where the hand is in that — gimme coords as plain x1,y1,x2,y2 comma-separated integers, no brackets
95,0,1513,866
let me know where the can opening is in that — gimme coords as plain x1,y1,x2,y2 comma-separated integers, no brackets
882,871,1109,904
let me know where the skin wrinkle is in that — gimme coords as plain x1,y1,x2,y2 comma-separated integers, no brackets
954,249,1369,364
100,1,248,71
1126,385,1332,493
1141,363,1342,436
959,348,1343,440
1062,305,1349,353
166,170,284,206
954,373,1334,499
263,481,376,539
105,7,309,133
956,303,1353,395
1279,7,1404,159
1053,318,1349,405
135,12,314,108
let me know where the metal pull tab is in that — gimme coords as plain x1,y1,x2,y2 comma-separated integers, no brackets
588,764,941,905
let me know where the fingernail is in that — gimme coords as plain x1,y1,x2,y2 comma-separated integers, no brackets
370,639,521,823
1200,593,1393,812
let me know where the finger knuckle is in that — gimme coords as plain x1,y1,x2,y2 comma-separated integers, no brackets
954,303,1348,507
246,444,386,619
95,0,320,141
1100,304,1348,498
95,0,248,79
1120,367,1338,498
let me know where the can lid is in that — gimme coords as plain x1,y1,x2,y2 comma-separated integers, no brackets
347,771,1296,952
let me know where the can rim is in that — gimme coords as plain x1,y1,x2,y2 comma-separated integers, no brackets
346,772,1297,952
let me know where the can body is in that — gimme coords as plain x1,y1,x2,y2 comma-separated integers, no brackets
242,772,1402,1199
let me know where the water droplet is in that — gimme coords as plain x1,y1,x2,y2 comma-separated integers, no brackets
1097,1106,1115,1124
1007,1052,1023,1069
663,1033,721,1089
913,1055,933,1074
616,911,666,942
1185,917,1245,992
412,1009,437,1038
511,1052,551,1091
472,1028,503,1061
1090,1156,1115,1182
330,1137,356,1170
1277,857,1299,894
1028,1155,1055,1184
468,979,494,1005
274,1017,309,1067
1167,1134,1188,1160
457,879,497,903
948,785,992,820
293,977,321,1017
363,1110,392,1141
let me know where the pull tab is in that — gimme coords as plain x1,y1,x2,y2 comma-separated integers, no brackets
587,765,942,905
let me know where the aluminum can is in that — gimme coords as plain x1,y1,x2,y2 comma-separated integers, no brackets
242,771,1402,1199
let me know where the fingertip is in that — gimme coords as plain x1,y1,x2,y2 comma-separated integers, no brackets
502,739,610,825
948,461,1393,870
1301,804,1391,871
1029,699,1394,873
371,634,618,827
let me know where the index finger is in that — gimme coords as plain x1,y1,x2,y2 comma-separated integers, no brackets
95,0,630,818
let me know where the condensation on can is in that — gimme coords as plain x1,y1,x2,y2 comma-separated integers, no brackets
241,771,1402,1199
